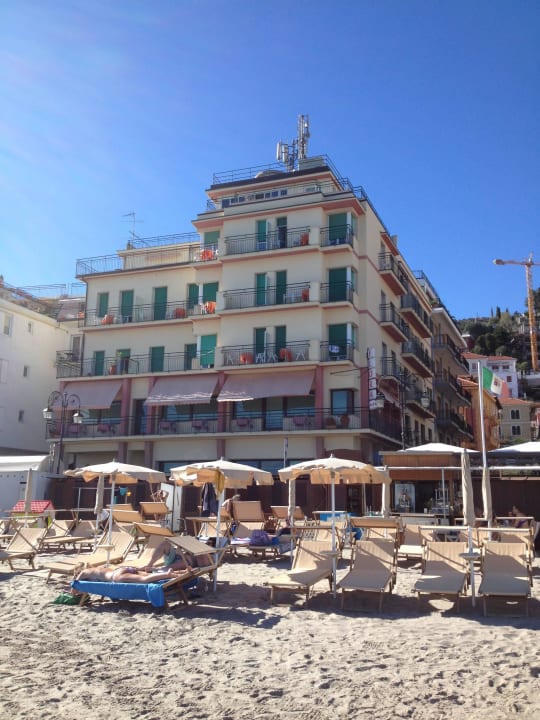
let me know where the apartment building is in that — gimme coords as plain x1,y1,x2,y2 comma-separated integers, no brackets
498,396,535,445
0,281,82,454
51,145,440,511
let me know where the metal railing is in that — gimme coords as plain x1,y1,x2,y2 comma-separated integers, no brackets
222,282,310,310
319,224,353,248
224,226,310,256
221,341,311,367
320,282,353,303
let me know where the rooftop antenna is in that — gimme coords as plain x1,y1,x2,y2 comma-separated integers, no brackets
276,114,310,171
122,212,144,247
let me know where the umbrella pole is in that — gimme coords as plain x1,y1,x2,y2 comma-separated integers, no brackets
213,489,224,593
468,525,476,608
288,478,296,568
331,472,337,597
106,473,116,566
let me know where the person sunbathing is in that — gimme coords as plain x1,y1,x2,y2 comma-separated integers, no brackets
76,565,189,584
143,540,211,573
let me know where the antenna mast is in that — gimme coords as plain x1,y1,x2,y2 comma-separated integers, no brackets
276,114,310,171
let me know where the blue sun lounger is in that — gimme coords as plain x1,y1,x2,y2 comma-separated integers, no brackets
71,576,198,608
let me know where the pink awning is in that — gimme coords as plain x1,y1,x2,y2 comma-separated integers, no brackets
56,381,122,409
217,371,314,402
144,376,218,406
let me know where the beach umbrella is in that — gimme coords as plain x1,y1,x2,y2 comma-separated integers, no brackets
461,449,478,607
278,454,391,593
170,458,273,590
481,466,492,525
65,460,166,562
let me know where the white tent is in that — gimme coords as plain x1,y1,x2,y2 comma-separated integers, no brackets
0,455,49,513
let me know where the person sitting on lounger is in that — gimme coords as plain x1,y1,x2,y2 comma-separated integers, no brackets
143,540,211,573
510,505,529,528
76,565,187,584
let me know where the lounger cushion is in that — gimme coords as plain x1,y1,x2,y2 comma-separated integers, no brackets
71,578,198,608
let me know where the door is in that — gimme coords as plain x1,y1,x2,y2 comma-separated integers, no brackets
256,273,268,306
256,220,268,250
328,324,347,359
97,292,109,318
185,343,197,370
187,283,199,311
153,286,168,321
117,348,131,373
328,268,347,301
275,325,286,357
275,270,287,305
150,346,164,372
200,334,216,368
328,213,347,244
276,216,287,248
93,350,105,376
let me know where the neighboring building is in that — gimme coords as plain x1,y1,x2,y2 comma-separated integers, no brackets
463,352,518,398
415,275,473,447
50,133,439,514
498,397,535,445
461,377,500,452
0,280,84,455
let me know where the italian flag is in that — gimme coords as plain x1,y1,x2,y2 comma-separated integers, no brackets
482,367,504,396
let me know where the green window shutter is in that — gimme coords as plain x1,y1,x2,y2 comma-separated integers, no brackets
328,324,347,359
256,220,267,249
255,328,266,354
275,270,287,305
275,325,286,354
328,268,347,301
200,334,216,368
202,282,218,302
97,293,109,317
93,351,105,376
120,290,134,320
188,283,199,309
153,286,168,321
256,273,267,305
184,343,197,371
328,213,347,243
150,346,164,372
204,230,219,247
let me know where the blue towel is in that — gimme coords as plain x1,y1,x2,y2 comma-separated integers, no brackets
71,577,198,608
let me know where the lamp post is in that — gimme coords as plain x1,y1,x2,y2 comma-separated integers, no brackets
43,391,82,474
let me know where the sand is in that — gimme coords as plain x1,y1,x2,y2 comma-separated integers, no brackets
1,546,539,720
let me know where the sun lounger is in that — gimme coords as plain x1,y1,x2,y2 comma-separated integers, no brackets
338,538,397,611
232,500,265,533
139,501,169,522
43,531,135,582
0,527,47,570
478,542,532,617
414,541,469,610
397,524,435,562
266,539,334,604
42,519,99,552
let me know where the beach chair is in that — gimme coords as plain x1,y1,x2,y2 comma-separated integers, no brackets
338,538,397,611
40,519,76,550
232,500,266,533
266,539,334,604
350,516,402,544
0,527,47,570
397,524,435,563
139,501,169,523
270,505,306,531
42,519,100,552
478,542,532,617
43,531,136,582
414,541,469,610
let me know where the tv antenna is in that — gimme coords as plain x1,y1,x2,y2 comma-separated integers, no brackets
122,212,144,246
276,114,310,172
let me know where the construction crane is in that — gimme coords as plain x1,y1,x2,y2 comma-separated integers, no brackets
493,253,540,371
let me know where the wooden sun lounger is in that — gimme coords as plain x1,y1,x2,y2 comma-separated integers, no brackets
478,542,532,617
397,525,435,562
0,527,47,570
338,538,397,611
43,531,135,582
414,542,469,611
266,539,334,604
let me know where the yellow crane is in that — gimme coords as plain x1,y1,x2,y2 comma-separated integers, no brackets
493,253,540,371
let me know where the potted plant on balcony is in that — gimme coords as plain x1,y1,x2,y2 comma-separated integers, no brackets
300,233,309,246
240,352,253,364
174,307,186,319
279,348,293,362
301,288,309,302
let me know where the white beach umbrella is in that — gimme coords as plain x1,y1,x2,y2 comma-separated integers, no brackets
65,460,166,562
278,454,391,593
461,449,478,607
170,458,273,590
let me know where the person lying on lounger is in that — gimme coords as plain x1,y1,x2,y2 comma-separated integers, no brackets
75,565,189,583
142,540,211,573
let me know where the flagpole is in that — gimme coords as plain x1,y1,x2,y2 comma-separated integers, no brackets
477,361,491,528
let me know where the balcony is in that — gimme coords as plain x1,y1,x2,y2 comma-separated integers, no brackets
56,351,203,379
319,224,353,248
378,253,408,295
401,339,432,377
320,282,353,304
320,341,354,362
380,303,408,342
436,410,474,437
434,372,472,405
222,282,310,310
400,294,433,338
224,226,310,256
82,300,211,328
51,406,402,441
432,334,468,370
221,341,311,367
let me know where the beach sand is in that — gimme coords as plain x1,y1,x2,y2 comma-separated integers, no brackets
1,547,539,720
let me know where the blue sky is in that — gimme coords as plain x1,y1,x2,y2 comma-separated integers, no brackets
1,0,539,319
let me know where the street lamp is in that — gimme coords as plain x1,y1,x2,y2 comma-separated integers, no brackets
43,390,82,474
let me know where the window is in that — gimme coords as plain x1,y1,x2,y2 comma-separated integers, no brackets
331,389,354,416
3,313,13,336
511,409,520,420
512,426,521,436
204,230,219,247
93,350,105,376
328,213,348,244
120,290,134,322
97,292,109,318
23,365,29,378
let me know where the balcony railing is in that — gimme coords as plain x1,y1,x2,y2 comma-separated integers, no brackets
224,226,310,256
319,224,353,248
221,341,311,367
378,253,408,294
400,294,433,337
432,334,467,366
436,410,474,436
401,339,432,375
320,341,354,362
320,282,353,303
50,406,403,441
434,372,472,404
380,303,409,341
83,301,203,327
222,282,310,310
56,351,201,379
